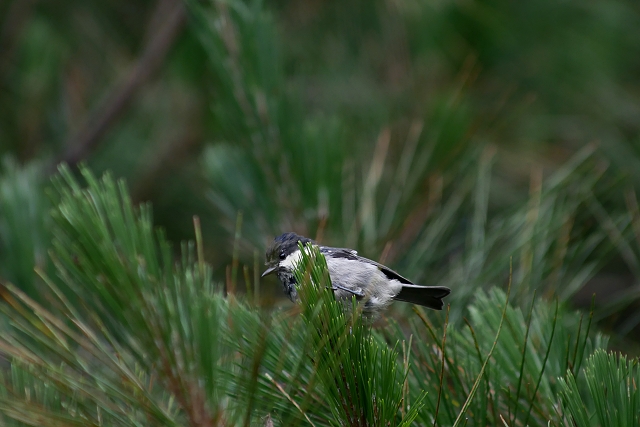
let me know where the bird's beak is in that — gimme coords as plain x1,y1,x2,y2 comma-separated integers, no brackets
261,266,277,277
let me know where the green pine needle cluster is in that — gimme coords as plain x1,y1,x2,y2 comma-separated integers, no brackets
293,243,424,426
559,350,640,426
0,166,634,426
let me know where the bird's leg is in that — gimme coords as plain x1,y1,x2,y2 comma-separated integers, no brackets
330,283,365,297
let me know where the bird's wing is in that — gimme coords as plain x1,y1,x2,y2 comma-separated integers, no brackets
319,246,415,285
320,246,358,259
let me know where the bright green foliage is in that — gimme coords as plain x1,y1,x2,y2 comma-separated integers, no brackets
0,165,276,425
395,289,607,426
0,166,635,427
559,350,640,427
0,165,423,426
293,244,424,426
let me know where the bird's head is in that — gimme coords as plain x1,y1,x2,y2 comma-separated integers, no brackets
262,232,314,277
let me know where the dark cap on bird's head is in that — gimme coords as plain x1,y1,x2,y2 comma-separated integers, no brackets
262,232,314,277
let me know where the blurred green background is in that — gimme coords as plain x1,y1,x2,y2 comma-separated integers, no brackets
1,0,640,341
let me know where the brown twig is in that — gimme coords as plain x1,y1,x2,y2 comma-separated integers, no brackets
55,0,186,169
264,372,318,427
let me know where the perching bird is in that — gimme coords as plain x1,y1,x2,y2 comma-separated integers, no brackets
262,232,450,315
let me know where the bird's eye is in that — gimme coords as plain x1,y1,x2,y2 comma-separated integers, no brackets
279,250,286,260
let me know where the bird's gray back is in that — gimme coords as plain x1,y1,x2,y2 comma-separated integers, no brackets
324,255,403,313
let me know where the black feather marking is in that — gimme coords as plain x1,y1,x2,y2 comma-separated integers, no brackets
378,265,414,285
266,232,314,264
394,285,451,310
320,247,359,260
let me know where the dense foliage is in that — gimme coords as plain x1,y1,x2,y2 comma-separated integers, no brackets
0,0,639,425
0,167,634,427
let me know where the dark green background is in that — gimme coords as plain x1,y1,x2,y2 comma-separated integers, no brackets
1,0,640,341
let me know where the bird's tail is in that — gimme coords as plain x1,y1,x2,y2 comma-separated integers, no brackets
393,285,451,310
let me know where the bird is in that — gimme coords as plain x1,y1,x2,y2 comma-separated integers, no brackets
262,232,451,316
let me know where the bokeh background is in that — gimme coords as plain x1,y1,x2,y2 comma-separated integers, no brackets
2,0,640,344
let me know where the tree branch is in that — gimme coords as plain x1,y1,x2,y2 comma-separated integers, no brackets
55,0,186,169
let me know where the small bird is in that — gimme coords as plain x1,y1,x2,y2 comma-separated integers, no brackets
262,232,451,315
